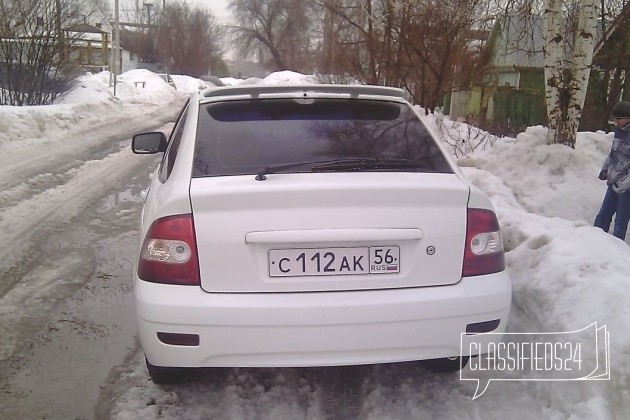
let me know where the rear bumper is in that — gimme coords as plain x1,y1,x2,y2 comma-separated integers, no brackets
136,272,512,368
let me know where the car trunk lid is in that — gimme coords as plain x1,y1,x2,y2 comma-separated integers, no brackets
190,172,469,293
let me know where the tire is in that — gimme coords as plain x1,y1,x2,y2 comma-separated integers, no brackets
421,356,469,373
321,366,367,420
145,357,188,385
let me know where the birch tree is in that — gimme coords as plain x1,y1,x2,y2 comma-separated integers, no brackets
543,0,599,147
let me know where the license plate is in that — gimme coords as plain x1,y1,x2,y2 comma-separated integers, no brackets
269,246,400,277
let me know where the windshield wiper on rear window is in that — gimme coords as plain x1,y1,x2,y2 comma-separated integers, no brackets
311,158,429,172
255,160,333,181
255,158,430,181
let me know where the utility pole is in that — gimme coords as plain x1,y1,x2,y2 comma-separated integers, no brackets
144,2,154,28
55,0,64,59
113,0,120,96
143,2,154,62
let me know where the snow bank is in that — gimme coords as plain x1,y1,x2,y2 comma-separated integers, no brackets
0,70,190,150
261,70,320,85
459,126,611,223
430,117,630,418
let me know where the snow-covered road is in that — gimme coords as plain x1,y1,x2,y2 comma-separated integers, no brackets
0,93,181,418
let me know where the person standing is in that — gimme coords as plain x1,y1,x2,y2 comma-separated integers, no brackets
594,101,630,240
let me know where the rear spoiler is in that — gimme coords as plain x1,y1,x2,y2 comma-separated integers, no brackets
203,84,406,100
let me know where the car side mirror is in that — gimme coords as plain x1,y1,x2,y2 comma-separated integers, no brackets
132,132,168,154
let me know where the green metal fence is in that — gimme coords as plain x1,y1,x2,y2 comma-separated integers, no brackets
491,87,546,128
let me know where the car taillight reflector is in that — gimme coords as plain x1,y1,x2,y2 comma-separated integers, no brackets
138,214,200,285
462,208,505,277
157,332,200,346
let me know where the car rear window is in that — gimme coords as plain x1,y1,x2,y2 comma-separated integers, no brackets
193,98,453,177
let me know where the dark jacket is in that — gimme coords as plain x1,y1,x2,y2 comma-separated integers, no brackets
602,125,630,193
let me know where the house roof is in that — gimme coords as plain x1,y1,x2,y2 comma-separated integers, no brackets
489,13,608,71
66,22,108,34
489,14,545,69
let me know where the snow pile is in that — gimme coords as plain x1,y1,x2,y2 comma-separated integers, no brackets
59,70,210,105
457,126,611,223
219,77,244,86
219,70,320,87
113,69,181,105
0,69,207,150
260,70,320,85
0,72,123,146
0,102,119,147
57,72,116,104
171,75,209,94
429,118,630,418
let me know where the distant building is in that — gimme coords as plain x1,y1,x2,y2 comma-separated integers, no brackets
448,12,627,133
448,14,546,133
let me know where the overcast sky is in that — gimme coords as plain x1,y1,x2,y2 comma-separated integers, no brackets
193,0,231,20
116,1,231,20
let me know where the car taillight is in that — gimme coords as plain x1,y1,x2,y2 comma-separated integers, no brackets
137,214,200,286
462,208,505,277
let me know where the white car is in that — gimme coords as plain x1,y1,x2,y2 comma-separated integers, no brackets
132,84,512,384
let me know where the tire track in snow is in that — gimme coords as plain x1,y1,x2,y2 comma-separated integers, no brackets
0,145,158,359
0,147,145,282
0,170,77,210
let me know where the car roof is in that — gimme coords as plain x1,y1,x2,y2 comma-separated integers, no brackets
201,84,406,102
200,75,226,86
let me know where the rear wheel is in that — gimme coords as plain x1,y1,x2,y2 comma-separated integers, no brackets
421,356,469,373
321,366,367,420
145,357,188,385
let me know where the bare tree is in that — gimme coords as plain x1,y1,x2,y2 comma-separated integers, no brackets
312,0,382,83
154,2,223,76
116,0,163,63
0,0,87,105
400,0,492,112
311,0,494,112
228,0,317,72
435,115,500,157
583,0,630,130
